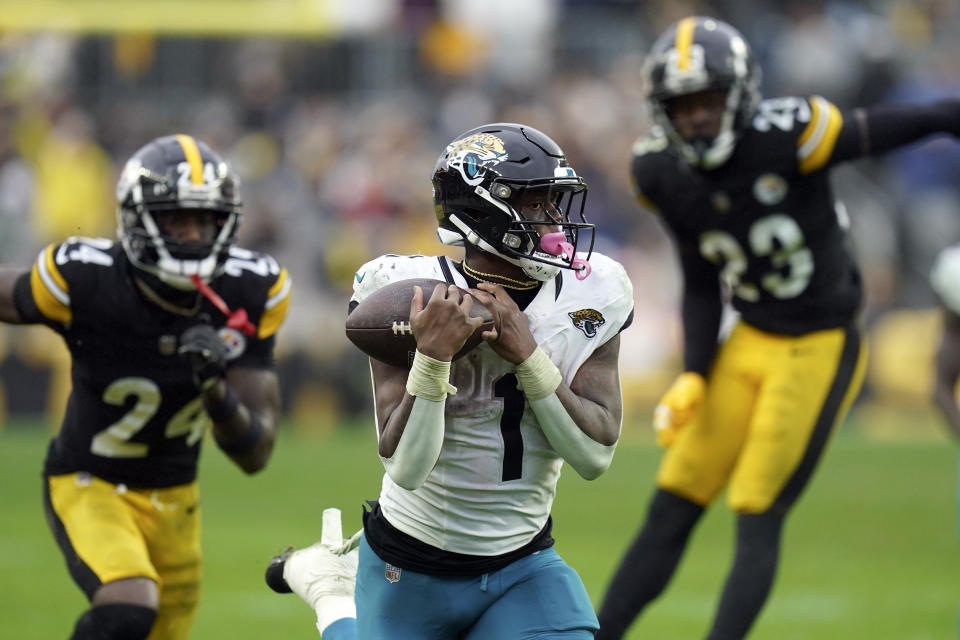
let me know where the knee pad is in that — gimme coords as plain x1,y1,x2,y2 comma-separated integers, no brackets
70,604,157,640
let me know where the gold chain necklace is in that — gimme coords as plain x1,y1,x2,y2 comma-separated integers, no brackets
462,262,540,291
134,277,203,316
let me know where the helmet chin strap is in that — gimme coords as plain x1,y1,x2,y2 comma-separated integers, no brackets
447,214,589,281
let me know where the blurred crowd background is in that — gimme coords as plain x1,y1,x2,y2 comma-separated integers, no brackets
0,0,958,435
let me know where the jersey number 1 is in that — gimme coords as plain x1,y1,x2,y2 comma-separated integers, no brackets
495,374,524,482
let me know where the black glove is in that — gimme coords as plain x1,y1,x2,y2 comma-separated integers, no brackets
179,324,228,390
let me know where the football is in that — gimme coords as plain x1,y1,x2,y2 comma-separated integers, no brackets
345,278,498,368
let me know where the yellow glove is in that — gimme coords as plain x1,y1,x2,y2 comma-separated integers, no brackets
653,372,706,448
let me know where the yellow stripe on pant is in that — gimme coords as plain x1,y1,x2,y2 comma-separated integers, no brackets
657,321,867,513
45,473,202,640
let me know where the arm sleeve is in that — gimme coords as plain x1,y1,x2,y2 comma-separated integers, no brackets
832,99,960,163
678,245,723,376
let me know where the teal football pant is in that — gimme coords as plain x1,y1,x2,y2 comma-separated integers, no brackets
338,534,597,639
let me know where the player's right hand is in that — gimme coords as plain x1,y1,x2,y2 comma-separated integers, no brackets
410,283,482,361
468,282,538,365
178,324,228,390
653,372,706,448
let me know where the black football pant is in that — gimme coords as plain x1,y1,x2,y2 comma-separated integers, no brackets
596,488,784,640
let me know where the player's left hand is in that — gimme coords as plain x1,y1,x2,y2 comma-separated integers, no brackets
653,372,706,448
469,282,538,365
178,324,228,390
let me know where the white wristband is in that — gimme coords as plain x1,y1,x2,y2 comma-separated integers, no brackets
406,350,457,401
515,347,563,400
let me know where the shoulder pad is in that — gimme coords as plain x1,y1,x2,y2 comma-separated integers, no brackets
932,245,960,315
29,238,117,325
222,246,283,281
569,253,634,318
751,96,843,174
351,254,445,304
588,253,634,303
631,128,669,159
218,247,291,340
630,139,671,213
258,266,292,339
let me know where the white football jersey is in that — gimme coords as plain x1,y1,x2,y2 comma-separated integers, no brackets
351,253,634,556
931,244,960,314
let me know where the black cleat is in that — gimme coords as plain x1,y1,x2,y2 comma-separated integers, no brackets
265,546,294,594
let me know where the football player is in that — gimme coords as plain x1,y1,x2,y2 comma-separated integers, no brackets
0,135,291,639
267,123,634,639
595,16,960,640
930,244,960,443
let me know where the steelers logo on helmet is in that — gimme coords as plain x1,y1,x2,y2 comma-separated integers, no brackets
431,123,596,282
116,134,242,293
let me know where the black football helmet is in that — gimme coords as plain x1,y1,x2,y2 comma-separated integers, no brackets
116,134,242,290
646,16,761,168
432,123,594,281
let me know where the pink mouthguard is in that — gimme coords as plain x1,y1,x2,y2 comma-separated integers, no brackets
540,232,591,280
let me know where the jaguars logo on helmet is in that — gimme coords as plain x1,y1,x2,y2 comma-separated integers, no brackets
445,133,509,186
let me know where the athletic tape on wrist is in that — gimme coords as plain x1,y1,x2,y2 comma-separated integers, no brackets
406,350,457,401
515,347,563,400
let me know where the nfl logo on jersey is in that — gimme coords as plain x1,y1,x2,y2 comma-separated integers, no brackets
384,563,402,583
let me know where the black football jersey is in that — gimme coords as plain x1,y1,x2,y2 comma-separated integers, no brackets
14,237,292,487
632,95,863,334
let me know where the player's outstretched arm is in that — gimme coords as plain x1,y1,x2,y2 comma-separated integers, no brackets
933,308,960,442
0,267,29,323
179,324,280,473
830,99,960,166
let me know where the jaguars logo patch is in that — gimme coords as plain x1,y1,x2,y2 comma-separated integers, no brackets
568,309,605,338
445,133,508,186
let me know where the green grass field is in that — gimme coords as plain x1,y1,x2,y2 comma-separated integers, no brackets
1,415,957,639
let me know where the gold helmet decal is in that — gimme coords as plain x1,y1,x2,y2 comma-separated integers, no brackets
568,308,605,338
445,133,509,186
